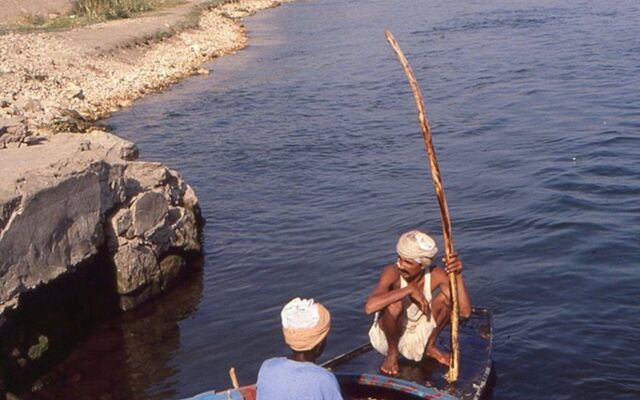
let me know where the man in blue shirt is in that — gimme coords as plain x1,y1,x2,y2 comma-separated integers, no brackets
256,298,343,400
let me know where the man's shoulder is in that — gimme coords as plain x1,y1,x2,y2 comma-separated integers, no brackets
380,263,400,279
429,265,447,281
304,362,335,376
261,358,330,375
258,360,342,399
285,360,323,372
378,263,401,287
259,357,287,370
288,361,337,382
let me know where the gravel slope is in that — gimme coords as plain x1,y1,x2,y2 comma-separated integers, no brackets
0,0,293,148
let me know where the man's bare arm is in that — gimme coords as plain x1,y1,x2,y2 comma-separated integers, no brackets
432,254,472,318
364,265,421,315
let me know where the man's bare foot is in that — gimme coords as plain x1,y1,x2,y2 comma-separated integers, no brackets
426,346,450,366
380,351,400,376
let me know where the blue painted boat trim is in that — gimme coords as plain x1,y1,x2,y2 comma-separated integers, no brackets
184,389,244,400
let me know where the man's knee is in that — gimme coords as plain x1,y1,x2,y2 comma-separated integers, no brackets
381,300,403,319
433,294,451,315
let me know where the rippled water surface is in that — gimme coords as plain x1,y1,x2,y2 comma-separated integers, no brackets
42,0,640,399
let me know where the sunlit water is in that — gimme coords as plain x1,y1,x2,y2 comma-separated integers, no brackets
37,0,640,399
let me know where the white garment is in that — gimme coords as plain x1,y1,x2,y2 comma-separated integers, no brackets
368,271,437,362
281,298,320,329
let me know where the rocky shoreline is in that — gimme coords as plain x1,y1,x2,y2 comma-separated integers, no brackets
0,0,293,395
0,0,292,145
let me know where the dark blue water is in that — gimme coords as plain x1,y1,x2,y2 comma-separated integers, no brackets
42,0,640,399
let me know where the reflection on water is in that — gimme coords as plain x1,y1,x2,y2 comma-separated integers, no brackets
30,262,203,400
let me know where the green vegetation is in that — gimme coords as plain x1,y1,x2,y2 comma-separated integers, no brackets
180,0,233,30
129,0,233,40
18,13,47,26
72,0,180,20
5,12,86,32
0,0,239,38
27,335,50,360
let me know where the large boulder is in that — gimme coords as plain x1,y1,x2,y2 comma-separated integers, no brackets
0,130,202,316
131,191,169,236
106,161,202,309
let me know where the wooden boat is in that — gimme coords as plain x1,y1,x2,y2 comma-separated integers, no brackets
324,307,493,400
184,307,492,400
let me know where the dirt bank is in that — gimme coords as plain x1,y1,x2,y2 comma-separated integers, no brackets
0,0,73,25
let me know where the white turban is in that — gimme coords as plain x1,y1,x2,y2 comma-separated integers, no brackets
281,298,331,352
396,230,438,266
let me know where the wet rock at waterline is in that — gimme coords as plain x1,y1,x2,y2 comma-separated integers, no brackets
0,129,203,317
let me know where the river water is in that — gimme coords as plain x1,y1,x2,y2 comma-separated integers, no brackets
38,0,640,399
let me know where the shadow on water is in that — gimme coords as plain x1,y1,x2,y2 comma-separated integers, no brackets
24,259,203,400
0,249,120,394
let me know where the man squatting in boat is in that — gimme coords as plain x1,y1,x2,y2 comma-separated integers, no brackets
365,229,472,376
256,298,344,400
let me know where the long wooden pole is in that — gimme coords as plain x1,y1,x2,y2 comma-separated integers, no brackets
384,30,460,383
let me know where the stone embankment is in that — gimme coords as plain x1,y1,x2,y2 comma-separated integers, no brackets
0,131,201,314
0,130,204,393
0,0,293,394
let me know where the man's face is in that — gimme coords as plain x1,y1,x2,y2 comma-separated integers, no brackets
396,256,425,280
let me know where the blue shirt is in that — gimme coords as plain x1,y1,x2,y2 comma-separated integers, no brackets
256,357,343,400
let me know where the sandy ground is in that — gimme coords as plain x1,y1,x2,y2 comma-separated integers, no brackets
0,0,293,147
59,0,205,55
0,0,73,24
